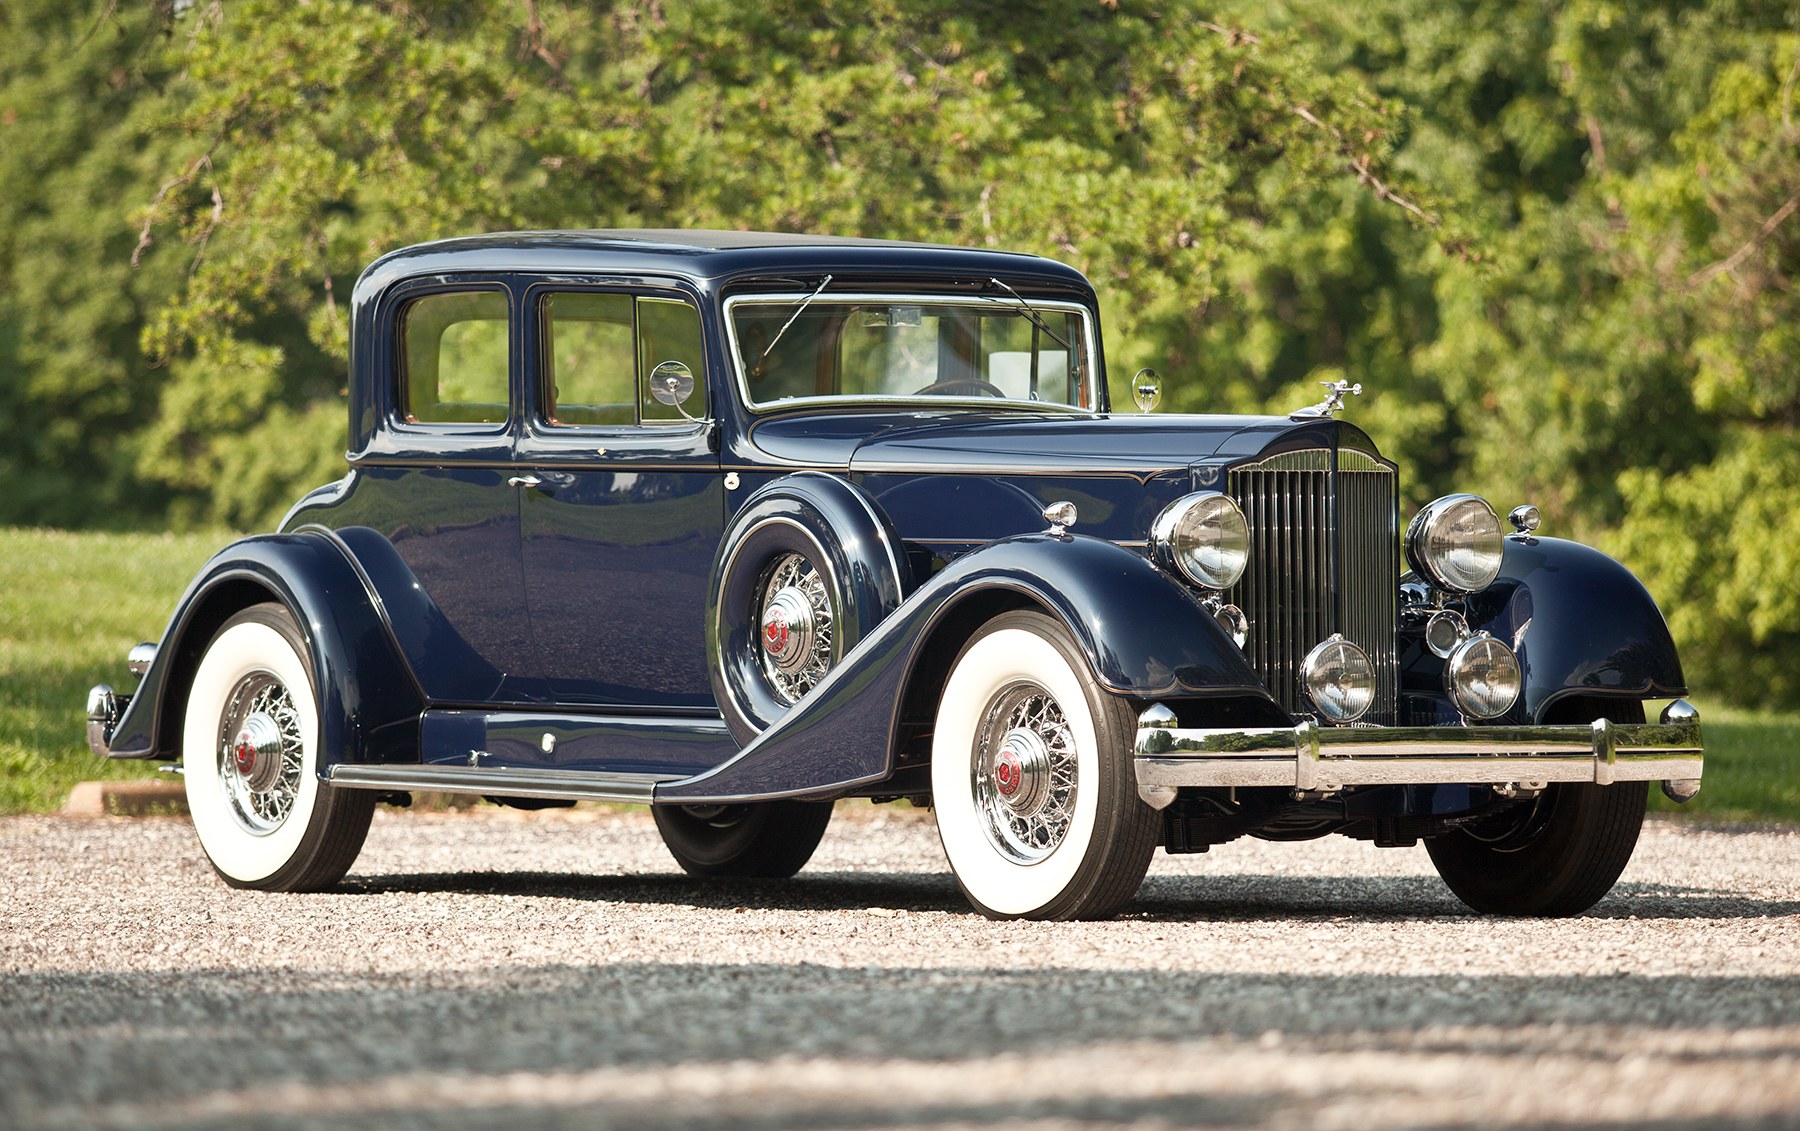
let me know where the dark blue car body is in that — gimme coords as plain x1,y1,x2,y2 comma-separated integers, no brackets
88,231,1703,916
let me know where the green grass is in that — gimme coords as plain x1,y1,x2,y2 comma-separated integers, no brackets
1,528,236,813
1,526,1795,822
1648,705,1800,823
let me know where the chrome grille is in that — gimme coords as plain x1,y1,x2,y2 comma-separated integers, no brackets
1225,448,1398,724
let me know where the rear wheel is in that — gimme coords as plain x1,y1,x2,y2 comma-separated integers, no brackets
652,800,834,878
930,610,1158,920
182,603,374,891
1426,703,1649,916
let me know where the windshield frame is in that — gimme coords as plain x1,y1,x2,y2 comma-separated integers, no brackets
722,291,1102,415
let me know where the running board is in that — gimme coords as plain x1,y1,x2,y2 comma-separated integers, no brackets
328,764,680,804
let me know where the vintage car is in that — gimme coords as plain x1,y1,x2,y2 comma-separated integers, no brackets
85,230,1703,920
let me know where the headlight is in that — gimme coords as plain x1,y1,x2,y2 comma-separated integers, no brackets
1301,634,1375,724
1405,493,1504,593
1151,492,1249,590
1445,632,1521,719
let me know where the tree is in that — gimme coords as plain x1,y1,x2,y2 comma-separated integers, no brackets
124,0,1430,528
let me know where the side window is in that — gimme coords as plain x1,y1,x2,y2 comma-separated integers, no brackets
402,290,510,424
637,297,706,423
543,292,635,426
540,291,707,427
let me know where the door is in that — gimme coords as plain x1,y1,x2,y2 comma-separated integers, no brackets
516,284,724,708
355,280,539,705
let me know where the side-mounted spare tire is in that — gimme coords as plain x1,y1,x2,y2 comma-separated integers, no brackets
708,472,911,744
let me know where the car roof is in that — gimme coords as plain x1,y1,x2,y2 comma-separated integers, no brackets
356,229,1093,294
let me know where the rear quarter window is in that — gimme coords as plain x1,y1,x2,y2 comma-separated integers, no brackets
401,290,510,424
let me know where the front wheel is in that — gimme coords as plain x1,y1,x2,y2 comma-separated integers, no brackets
652,800,834,878
182,603,374,891
931,610,1158,920
1425,780,1648,916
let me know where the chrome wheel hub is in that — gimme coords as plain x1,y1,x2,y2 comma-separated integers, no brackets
972,683,1078,864
216,673,304,836
760,587,816,673
231,712,286,793
755,552,833,704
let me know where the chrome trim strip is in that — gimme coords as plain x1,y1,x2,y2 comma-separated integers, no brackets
328,764,678,803
1132,699,1703,807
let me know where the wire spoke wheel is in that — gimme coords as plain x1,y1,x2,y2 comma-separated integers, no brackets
216,673,306,836
182,603,374,891
972,682,1079,864
931,610,1158,920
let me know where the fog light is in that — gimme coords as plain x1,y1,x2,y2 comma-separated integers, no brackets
1302,634,1375,724
1446,632,1521,719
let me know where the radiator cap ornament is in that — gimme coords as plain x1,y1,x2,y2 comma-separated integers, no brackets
1291,379,1363,419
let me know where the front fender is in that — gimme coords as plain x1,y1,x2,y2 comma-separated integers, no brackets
106,532,424,771
1462,535,1687,722
658,533,1274,802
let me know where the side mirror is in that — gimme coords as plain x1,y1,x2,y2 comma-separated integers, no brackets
1131,368,1162,414
649,360,704,423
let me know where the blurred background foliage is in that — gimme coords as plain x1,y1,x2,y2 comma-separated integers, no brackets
0,0,1795,708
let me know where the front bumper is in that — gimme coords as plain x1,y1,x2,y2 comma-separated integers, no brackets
1133,699,1703,808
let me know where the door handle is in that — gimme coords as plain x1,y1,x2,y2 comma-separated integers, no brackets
507,475,542,489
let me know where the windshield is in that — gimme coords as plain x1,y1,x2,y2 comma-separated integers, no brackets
727,294,1097,411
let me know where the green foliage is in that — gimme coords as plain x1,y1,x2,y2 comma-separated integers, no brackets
0,527,231,813
2,0,1798,709
112,0,1433,530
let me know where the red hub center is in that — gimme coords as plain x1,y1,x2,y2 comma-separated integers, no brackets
993,745,1023,797
762,608,791,654
233,732,258,775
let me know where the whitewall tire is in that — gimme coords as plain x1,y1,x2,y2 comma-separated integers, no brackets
182,603,373,891
931,610,1158,920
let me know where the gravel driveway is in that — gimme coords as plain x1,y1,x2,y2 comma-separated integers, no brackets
4,806,1799,1130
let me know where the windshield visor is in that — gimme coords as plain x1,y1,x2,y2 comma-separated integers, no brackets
727,295,1098,411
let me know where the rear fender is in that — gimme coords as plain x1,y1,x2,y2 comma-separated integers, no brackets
658,532,1275,802
106,532,424,772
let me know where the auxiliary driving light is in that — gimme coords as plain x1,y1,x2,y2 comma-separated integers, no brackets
1301,634,1375,724
1446,632,1522,720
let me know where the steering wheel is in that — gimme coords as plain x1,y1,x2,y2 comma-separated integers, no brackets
913,378,1006,398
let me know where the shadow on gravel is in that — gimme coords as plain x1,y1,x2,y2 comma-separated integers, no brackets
333,868,1800,923
6,963,1800,1130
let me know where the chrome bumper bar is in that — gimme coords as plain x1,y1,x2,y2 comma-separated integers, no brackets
1133,699,1703,809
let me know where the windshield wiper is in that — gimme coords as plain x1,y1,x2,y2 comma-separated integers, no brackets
759,274,834,367
987,277,1073,352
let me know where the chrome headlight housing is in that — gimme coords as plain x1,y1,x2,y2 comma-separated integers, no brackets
1405,493,1505,593
1151,491,1249,590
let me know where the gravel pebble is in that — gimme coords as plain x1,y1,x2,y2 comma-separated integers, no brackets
3,808,1799,1129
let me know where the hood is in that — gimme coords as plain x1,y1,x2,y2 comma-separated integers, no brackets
823,412,1382,547
847,413,1341,477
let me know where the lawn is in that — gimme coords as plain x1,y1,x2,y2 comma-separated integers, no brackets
1,526,1793,822
0,527,234,813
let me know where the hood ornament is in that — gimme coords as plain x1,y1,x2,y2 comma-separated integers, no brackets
1291,379,1363,419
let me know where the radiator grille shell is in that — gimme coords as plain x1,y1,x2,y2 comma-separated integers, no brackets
1223,448,1399,724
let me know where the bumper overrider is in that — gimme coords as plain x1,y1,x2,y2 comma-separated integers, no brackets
1133,699,1703,809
